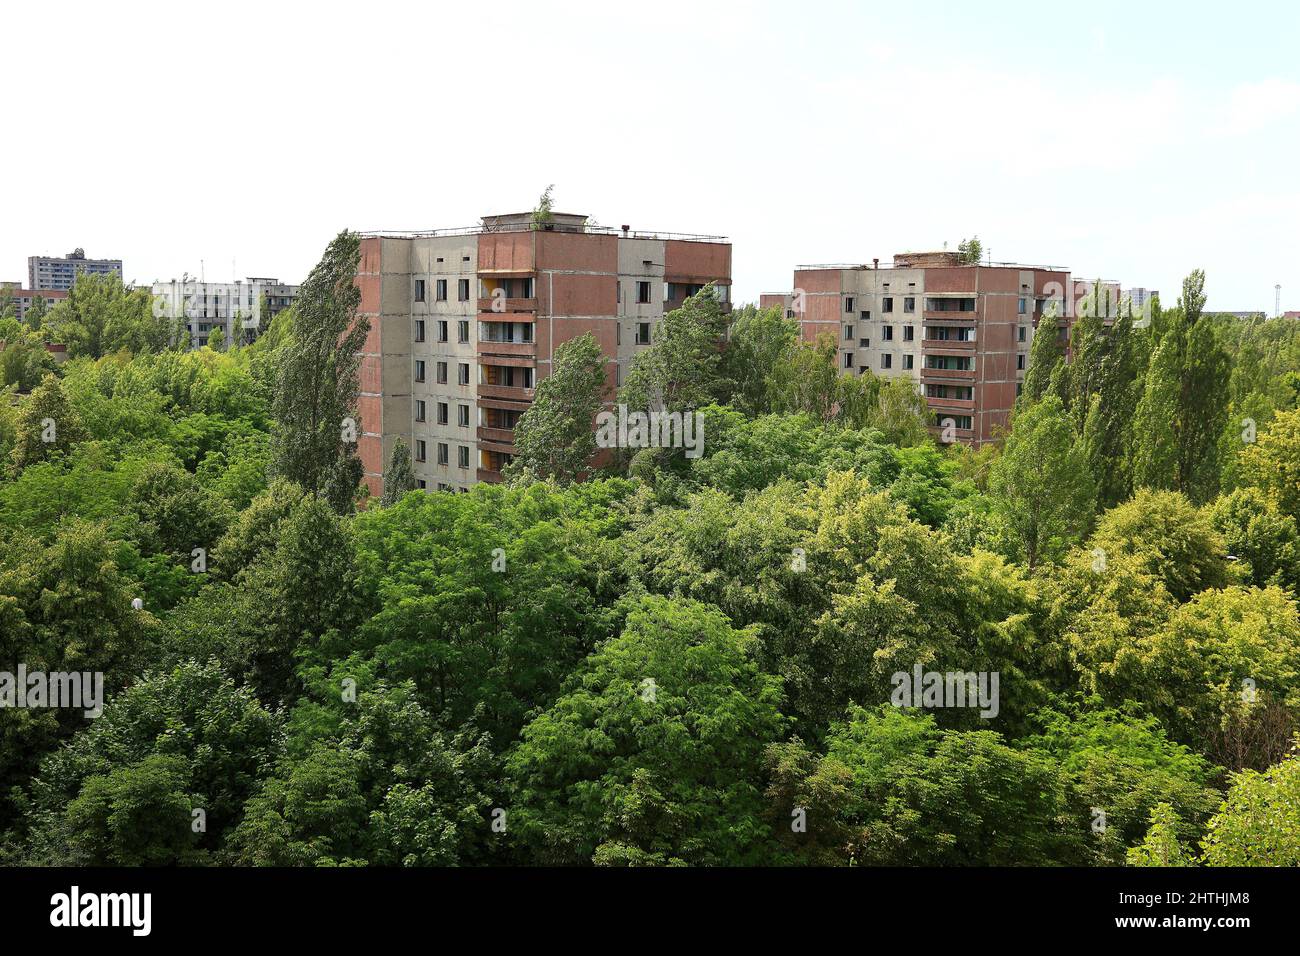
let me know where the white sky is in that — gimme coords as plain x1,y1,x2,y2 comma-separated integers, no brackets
3,0,1298,313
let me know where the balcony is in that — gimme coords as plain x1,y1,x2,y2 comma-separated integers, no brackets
925,397,976,411
920,365,976,381
923,336,976,350
478,425,517,446
477,339,535,358
477,468,503,484
478,297,538,315
478,383,536,402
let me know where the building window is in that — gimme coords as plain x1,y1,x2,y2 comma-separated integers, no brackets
844,352,853,368
882,325,893,341
415,279,426,302
415,400,426,422
414,359,426,382
415,439,427,462
458,279,470,302
904,297,915,313
1018,326,1027,342
437,443,449,466
1017,354,1026,370
415,319,426,342
882,297,893,313
637,281,651,304
636,322,651,344
458,445,470,468
458,320,469,343
860,310,871,320
458,363,470,386
417,479,427,490
437,320,448,343
903,354,914,370
1018,298,1027,315
616,324,622,346
437,402,449,425
458,404,470,427
437,361,448,384
844,325,854,340
436,279,448,301
903,326,914,341
845,297,855,313
881,353,892,369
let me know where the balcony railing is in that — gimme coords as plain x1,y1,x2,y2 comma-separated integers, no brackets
478,384,536,402
478,297,538,314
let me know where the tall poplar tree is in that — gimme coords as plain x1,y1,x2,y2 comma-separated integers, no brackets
268,230,368,513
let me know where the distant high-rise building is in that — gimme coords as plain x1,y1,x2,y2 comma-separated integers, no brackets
150,277,299,348
761,251,1071,447
28,248,123,291
1124,287,1158,311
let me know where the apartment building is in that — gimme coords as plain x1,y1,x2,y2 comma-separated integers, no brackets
1,284,67,323
28,248,122,291
151,277,299,347
356,212,731,497
761,251,1070,446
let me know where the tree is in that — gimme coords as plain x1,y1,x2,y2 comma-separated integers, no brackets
1239,408,1300,524
619,286,731,415
11,374,87,470
1019,305,1065,407
958,236,983,265
988,396,1095,569
43,272,169,359
768,332,842,422
1130,271,1230,503
1089,488,1230,602
767,707,1086,866
1208,487,1300,593
721,304,798,415
506,595,786,865
1202,745,1300,866
268,230,368,513
1126,804,1195,866
381,437,417,506
507,332,607,483
531,184,555,228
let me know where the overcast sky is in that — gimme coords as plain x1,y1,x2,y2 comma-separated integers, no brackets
4,0,1297,312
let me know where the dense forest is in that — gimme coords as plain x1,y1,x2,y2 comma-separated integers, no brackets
2,232,1299,867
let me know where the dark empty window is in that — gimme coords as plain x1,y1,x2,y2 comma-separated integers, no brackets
845,297,855,313
415,279,426,302
436,279,448,301
904,297,915,313
882,297,894,313
637,281,651,304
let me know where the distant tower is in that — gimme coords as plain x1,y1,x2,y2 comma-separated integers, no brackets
1276,284,1282,318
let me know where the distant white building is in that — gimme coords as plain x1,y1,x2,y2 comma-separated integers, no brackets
151,277,298,348
1124,287,1158,311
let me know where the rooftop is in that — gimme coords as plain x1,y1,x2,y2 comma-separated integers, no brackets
360,215,727,244
794,256,1069,272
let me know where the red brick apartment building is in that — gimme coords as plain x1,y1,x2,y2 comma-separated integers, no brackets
761,251,1072,446
356,213,731,497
